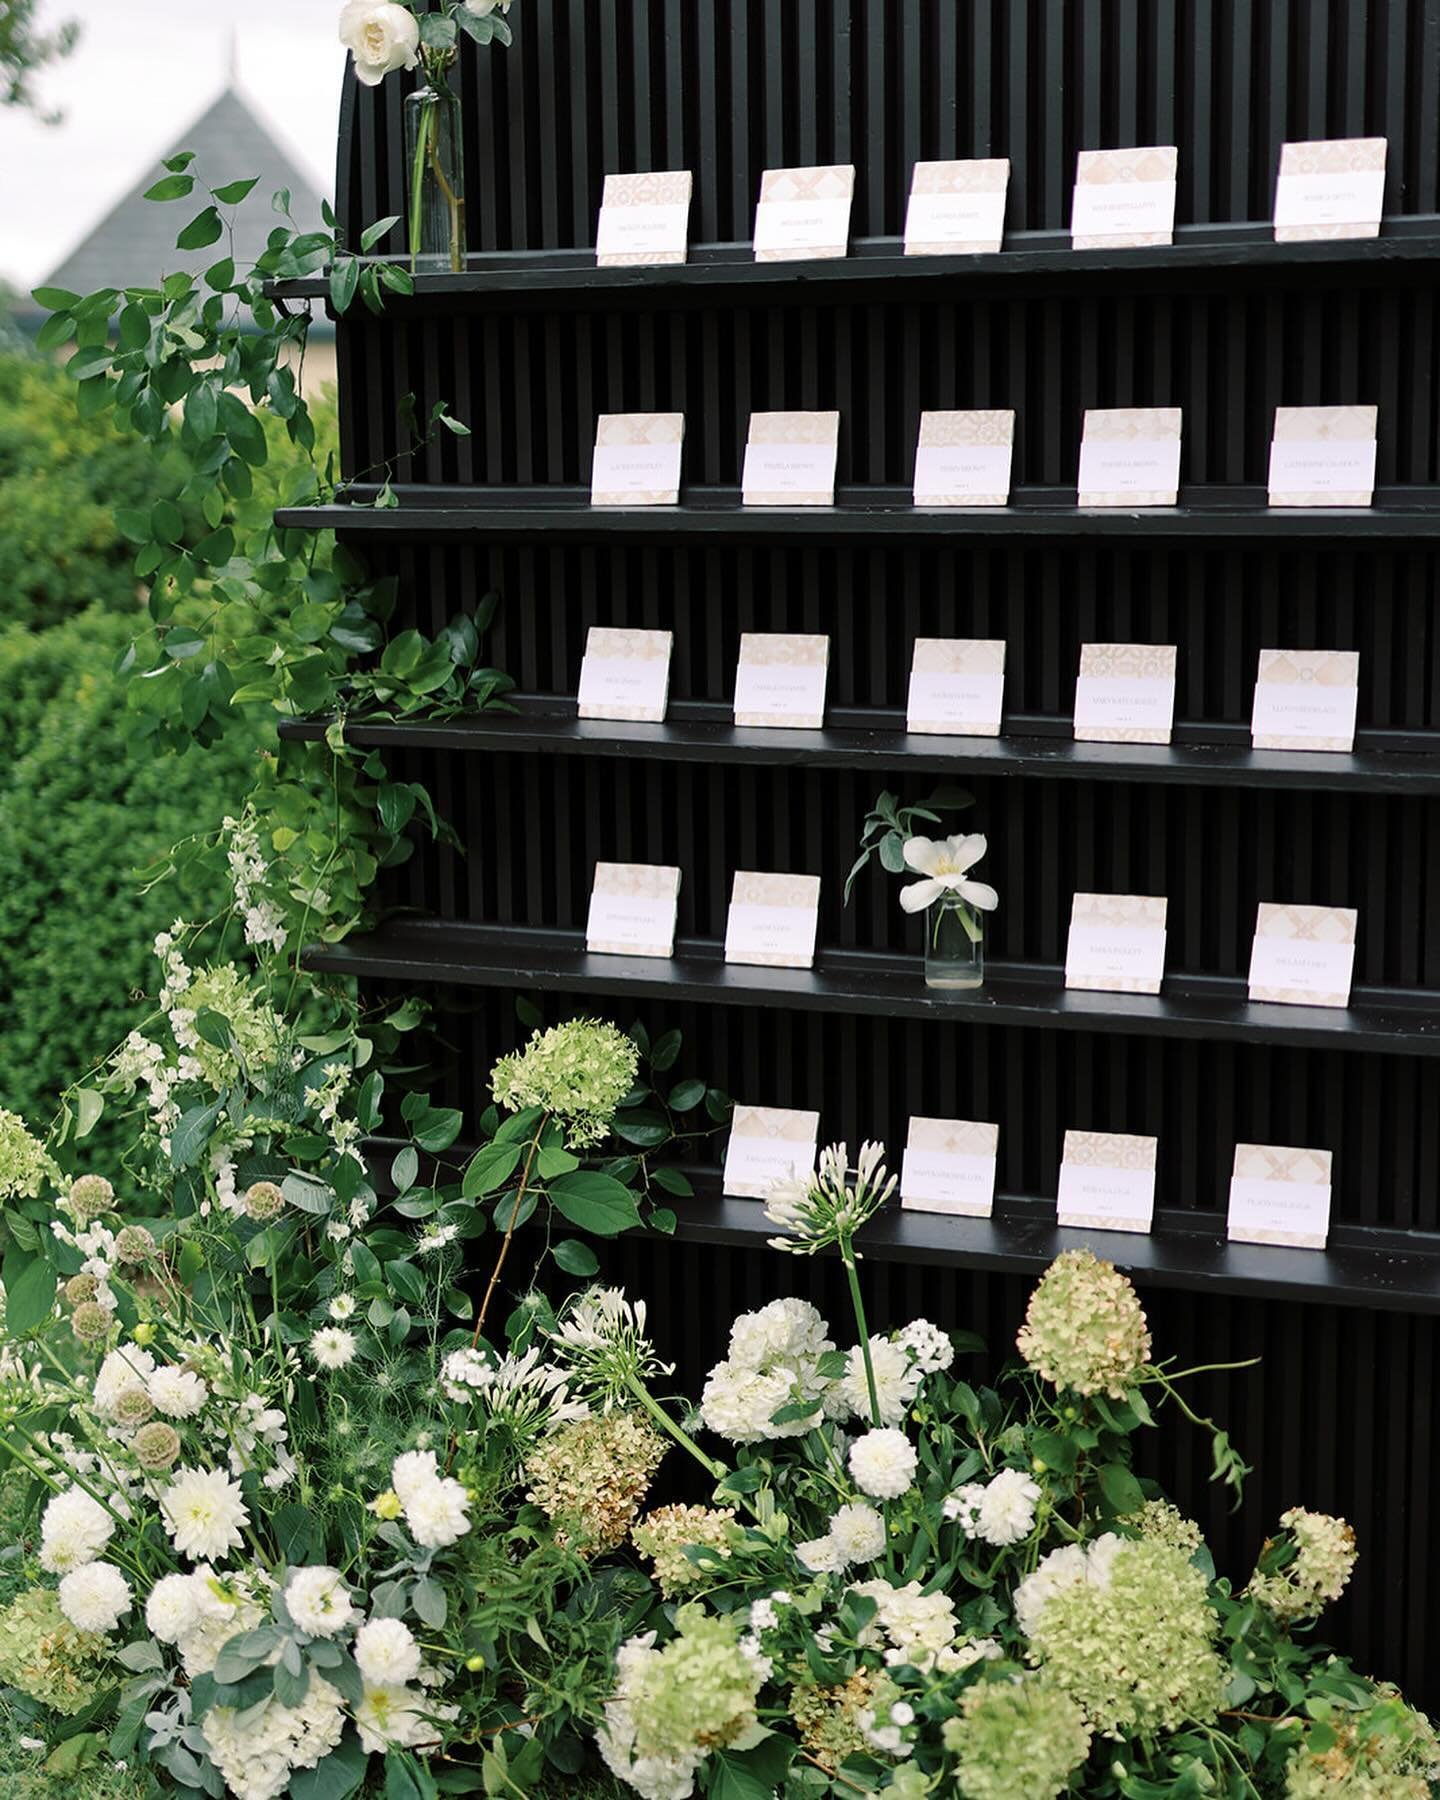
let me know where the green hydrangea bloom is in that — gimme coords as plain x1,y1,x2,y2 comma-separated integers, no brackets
1284,1698,1439,1798
179,965,285,1089
943,1677,1091,1800
0,1588,109,1714
1027,1539,1225,1736
627,1604,764,1760
491,1019,639,1148
1016,1249,1152,1399
0,1108,59,1203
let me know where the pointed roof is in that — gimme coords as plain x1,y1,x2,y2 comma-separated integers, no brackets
39,87,326,300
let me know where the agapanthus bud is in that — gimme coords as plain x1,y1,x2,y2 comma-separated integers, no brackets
67,1175,114,1225
113,1226,157,1266
70,1302,111,1344
132,1421,181,1472
243,1181,285,1223
63,1273,99,1308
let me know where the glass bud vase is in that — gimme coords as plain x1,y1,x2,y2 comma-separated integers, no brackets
924,894,985,991
405,79,466,273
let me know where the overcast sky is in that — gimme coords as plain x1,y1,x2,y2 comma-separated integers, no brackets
0,0,344,290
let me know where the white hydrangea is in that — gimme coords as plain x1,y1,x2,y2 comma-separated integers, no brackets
849,1429,918,1500
354,1617,421,1686
1012,1534,1125,1638
850,1578,970,1673
726,1298,833,1372
202,1677,345,1800
153,1566,268,1680
57,1561,131,1633
92,1345,156,1419
284,1566,355,1639
839,1336,920,1428
898,1318,954,1375
39,1486,113,1574
147,1365,208,1419
699,1361,817,1444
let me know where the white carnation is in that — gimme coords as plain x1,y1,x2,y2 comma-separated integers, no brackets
827,1501,887,1565
849,1428,917,1500
285,1565,355,1638
699,1360,819,1444
354,1617,421,1686
39,1486,113,1573
796,1533,844,1574
57,1561,131,1633
404,1477,471,1549
148,1365,208,1419
146,1571,201,1644
727,1298,833,1371
975,1468,1042,1546
160,1466,249,1563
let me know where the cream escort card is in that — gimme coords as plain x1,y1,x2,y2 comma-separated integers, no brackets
1077,408,1182,506
903,159,1010,255
1073,643,1178,744
906,639,1006,737
1248,903,1358,1008
590,413,684,505
723,1104,820,1200
1267,405,1377,508
724,872,822,970
742,411,841,506
1274,138,1386,242
733,633,830,730
753,164,856,261
577,626,674,724
912,411,1015,507
1070,146,1178,249
1057,1130,1158,1233
585,862,681,959
900,1118,1000,1218
1065,894,1169,995
1227,1144,1334,1250
1250,649,1360,752
595,171,694,266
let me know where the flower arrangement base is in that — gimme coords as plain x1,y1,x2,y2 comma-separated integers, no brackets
405,80,466,272
924,898,985,991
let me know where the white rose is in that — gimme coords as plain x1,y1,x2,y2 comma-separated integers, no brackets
339,2,421,88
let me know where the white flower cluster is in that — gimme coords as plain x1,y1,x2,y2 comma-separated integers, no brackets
849,1577,1002,1675
945,1467,1043,1547
1012,1533,1126,1637
797,1501,887,1574
202,1678,345,1800
699,1298,838,1444
145,1565,269,1678
57,1561,131,1633
391,1449,472,1549
849,1429,918,1500
222,813,288,953
440,1345,494,1402
303,1063,362,1161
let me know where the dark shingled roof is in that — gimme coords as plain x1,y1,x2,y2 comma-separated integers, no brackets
38,86,326,301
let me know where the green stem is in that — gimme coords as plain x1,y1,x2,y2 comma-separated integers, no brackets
623,1372,727,1483
841,1237,882,1428
409,100,433,273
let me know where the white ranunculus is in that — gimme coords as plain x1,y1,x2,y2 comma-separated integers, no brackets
898,833,1000,916
339,2,421,87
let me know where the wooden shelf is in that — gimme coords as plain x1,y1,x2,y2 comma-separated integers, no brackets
267,218,1440,313
304,920,1440,1058
275,484,1440,544
278,697,1440,795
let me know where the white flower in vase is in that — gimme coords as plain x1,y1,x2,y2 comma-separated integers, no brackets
465,0,512,13
897,833,1000,916
339,2,422,87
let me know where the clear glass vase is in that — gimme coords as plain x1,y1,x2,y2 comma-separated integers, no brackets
405,79,466,273
924,894,985,991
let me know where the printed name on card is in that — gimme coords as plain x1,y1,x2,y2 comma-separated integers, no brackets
1073,643,1178,745
733,634,830,730
1065,894,1169,995
724,872,822,970
753,164,856,261
1268,405,1377,508
1248,903,1358,1008
1077,407,1182,506
900,1118,1000,1218
913,411,1015,507
577,626,674,724
1274,138,1386,242
585,862,681,959
1228,1144,1334,1249
723,1104,820,1200
904,159,1010,255
596,170,694,266
591,413,684,505
1070,146,1178,249
1057,1130,1158,1233
906,639,1006,737
742,411,841,506
1251,649,1360,752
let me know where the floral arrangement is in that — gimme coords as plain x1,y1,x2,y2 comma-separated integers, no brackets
339,0,514,90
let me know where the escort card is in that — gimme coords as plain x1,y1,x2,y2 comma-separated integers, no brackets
733,633,830,729
742,411,840,506
907,639,1006,737
900,1118,1000,1218
1268,406,1377,508
1073,643,1178,744
913,411,1015,507
1057,1130,1158,1233
1070,146,1178,249
596,170,694,266
577,627,673,723
1065,894,1169,995
1227,1144,1333,1250
903,159,1010,255
585,862,681,959
753,164,856,262
1248,903,1358,1008
1274,138,1386,242
591,413,684,505
724,872,822,970
1251,649,1360,752
723,1104,821,1200
1077,408,1182,506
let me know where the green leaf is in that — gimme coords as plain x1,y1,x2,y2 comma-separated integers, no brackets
218,391,269,465
330,256,361,316
5,1259,57,1336
288,1731,371,1800
461,1141,522,1199
30,284,81,309
650,1165,693,1197
666,1079,705,1112
552,1239,600,1277
283,1174,335,1216
413,1107,463,1153
35,310,77,351
386,1260,425,1306
177,205,224,250
535,1144,579,1179
171,1100,222,1169
649,1029,683,1071
390,1146,419,1194
360,215,402,253
144,174,195,202
212,177,259,205
1098,1462,1145,1516
195,526,235,566
548,1171,643,1238
75,1089,105,1139
708,1734,796,1800
611,1111,670,1149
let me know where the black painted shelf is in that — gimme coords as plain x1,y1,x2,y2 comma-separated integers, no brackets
268,217,1440,312
305,920,1440,1057
276,484,1440,543
278,697,1440,794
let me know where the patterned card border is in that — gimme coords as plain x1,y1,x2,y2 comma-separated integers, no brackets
1073,642,1178,744
596,170,694,266
1078,407,1183,506
1251,648,1360,751
591,412,685,505
907,637,1007,736
743,411,840,506
1057,1129,1158,1231
1072,145,1178,249
1275,138,1386,242
1228,1142,1334,1249
1268,405,1378,508
725,872,823,969
904,158,1010,254
1065,893,1170,994
577,626,673,724
913,409,1015,505
1248,902,1358,1007
585,862,681,958
734,633,830,728
754,164,855,262
723,1104,821,1199
901,1117,1001,1218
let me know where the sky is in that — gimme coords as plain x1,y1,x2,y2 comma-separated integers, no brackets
0,0,344,290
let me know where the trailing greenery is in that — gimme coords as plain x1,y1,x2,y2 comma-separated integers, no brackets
0,0,78,119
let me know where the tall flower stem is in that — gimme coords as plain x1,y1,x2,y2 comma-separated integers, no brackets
623,1373,728,1483
471,1118,548,1346
840,1234,882,1428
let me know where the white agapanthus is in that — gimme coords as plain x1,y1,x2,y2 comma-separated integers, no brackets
440,1345,494,1402
202,1676,346,1800
285,1566,355,1639
92,1345,157,1419
39,1486,113,1573
898,833,1000,916
309,1327,358,1370
338,1,420,88
354,1617,421,1686
160,1466,249,1563
849,1428,918,1500
1011,1533,1125,1638
839,1336,921,1428
148,1365,208,1419
57,1561,131,1633
898,1318,954,1375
